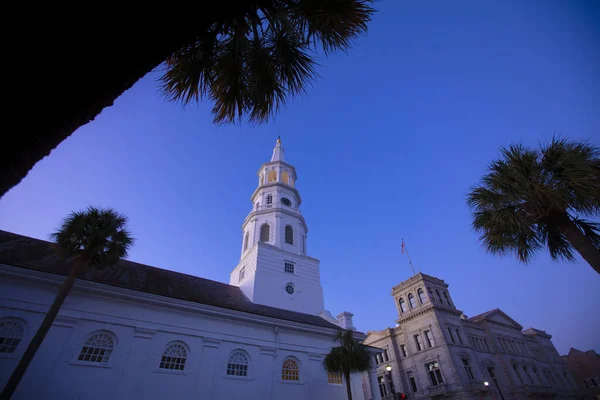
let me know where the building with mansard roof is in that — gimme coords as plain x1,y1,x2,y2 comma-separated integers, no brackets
0,140,383,400
362,272,579,400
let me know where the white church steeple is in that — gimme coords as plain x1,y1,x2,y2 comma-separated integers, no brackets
230,139,325,316
271,136,284,162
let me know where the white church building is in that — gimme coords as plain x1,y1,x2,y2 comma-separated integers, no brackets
0,140,383,400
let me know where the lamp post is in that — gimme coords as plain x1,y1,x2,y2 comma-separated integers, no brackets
384,365,396,400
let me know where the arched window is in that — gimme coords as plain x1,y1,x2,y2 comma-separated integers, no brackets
243,232,249,251
160,342,187,371
418,288,426,304
408,293,417,309
267,170,277,182
260,224,270,242
427,287,435,302
78,331,114,364
227,350,249,377
443,291,451,305
399,298,407,313
0,318,25,354
436,289,444,304
267,195,273,205
328,371,343,384
281,171,290,185
282,358,300,381
285,225,293,244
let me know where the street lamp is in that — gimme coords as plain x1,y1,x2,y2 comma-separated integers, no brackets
386,365,392,372
484,381,489,387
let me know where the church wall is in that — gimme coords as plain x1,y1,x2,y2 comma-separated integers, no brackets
253,243,324,315
0,268,362,400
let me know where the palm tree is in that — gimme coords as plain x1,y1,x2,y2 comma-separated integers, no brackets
1,207,134,399
2,0,375,199
324,329,371,400
467,138,600,274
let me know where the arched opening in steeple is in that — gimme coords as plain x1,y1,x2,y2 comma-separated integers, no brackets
267,170,277,183
281,170,290,185
285,225,293,244
260,224,270,242
243,232,249,251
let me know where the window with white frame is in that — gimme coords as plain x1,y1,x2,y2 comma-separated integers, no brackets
443,291,451,305
243,232,249,251
462,358,474,380
227,350,249,377
239,267,246,281
400,344,407,357
282,358,300,381
408,293,417,309
285,225,293,244
267,195,273,204
425,361,444,386
284,262,294,274
160,342,187,371
260,224,270,242
513,364,524,384
427,287,435,302
399,298,407,313
455,328,463,345
383,348,389,362
447,327,455,343
436,289,443,303
77,331,114,364
407,371,418,392
523,366,533,384
414,334,423,351
417,288,426,304
0,319,25,354
425,330,435,347
328,371,343,384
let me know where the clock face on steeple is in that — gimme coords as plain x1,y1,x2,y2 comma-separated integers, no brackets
281,197,292,207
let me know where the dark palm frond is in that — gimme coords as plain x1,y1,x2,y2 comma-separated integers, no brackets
570,216,600,248
467,138,600,269
159,0,375,124
50,206,134,270
541,137,600,216
291,0,375,54
538,221,576,262
323,329,371,374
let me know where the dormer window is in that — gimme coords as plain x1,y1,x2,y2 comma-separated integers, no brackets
281,197,291,206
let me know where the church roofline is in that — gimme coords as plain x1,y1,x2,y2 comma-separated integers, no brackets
0,230,337,330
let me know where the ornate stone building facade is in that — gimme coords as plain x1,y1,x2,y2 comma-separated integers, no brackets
363,273,578,400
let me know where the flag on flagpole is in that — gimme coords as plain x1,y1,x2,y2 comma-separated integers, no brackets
401,239,405,254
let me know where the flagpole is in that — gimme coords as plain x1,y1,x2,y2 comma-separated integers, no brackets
402,238,417,275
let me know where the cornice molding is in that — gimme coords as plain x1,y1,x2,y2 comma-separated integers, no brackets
0,265,338,337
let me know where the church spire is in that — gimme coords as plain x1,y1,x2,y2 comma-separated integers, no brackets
271,136,284,162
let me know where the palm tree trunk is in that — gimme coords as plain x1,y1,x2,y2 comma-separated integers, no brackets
556,213,600,274
1,260,87,399
344,371,353,400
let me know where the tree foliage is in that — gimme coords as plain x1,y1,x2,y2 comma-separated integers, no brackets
467,138,600,267
324,329,371,400
160,0,375,124
51,207,134,268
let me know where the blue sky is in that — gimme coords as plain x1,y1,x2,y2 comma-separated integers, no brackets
1,1,599,354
